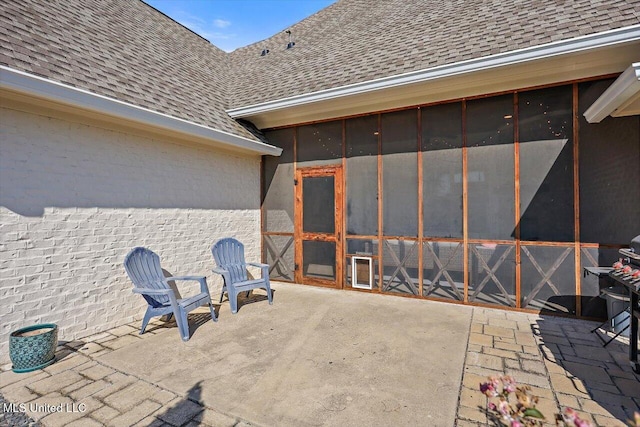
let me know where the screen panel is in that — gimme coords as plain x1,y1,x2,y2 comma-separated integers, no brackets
422,102,463,238
381,109,418,237
578,79,640,245
303,240,336,280
297,121,342,167
382,239,419,295
302,175,335,234
466,95,515,240
520,245,575,314
422,241,464,301
346,115,378,235
519,85,574,242
263,234,295,282
263,128,294,232
468,243,516,307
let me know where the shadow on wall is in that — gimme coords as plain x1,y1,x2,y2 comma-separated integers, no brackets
0,108,260,217
535,316,640,424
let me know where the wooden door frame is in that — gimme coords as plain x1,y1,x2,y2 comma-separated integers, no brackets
294,165,344,288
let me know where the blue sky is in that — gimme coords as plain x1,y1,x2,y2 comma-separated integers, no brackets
144,0,336,52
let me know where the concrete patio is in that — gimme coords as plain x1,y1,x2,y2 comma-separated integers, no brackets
1,282,639,426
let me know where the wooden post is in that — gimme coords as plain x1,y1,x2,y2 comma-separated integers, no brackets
462,100,469,303
573,83,582,317
378,114,383,291
417,107,424,297
514,92,521,308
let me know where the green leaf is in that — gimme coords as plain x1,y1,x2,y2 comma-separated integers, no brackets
523,408,545,419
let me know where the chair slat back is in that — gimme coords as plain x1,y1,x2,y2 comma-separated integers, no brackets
212,238,248,284
124,247,170,307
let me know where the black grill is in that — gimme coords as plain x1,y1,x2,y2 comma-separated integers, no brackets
608,235,640,374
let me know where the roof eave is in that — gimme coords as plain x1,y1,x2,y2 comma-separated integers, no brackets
227,25,640,119
583,62,640,123
0,66,282,157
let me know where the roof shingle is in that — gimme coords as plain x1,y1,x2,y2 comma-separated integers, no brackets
1,0,638,136
0,0,257,140
228,0,640,107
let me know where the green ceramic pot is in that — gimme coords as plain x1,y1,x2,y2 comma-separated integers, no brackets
9,324,58,373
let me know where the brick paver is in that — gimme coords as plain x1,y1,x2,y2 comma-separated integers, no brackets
455,307,640,427
1,302,638,427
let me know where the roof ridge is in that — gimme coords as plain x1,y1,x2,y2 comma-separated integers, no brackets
139,0,211,45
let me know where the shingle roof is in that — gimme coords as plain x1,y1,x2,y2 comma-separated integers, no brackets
1,0,638,136
0,0,258,141
228,0,640,108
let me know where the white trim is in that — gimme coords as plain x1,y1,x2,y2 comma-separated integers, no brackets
583,62,640,123
0,66,282,156
351,256,373,290
227,25,640,118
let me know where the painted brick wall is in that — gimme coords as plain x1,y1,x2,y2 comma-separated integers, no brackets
0,107,262,364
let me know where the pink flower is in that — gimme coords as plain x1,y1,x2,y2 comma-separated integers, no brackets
574,418,591,427
561,408,592,427
498,400,510,416
510,421,523,427
480,381,498,397
562,407,577,422
502,376,517,394
488,402,497,411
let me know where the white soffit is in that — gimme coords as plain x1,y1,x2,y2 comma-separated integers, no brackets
227,25,640,129
0,66,282,156
584,62,640,123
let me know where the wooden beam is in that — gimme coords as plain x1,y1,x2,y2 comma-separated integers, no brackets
377,113,383,291
417,107,424,297
573,83,582,317
514,92,521,309
294,167,302,284
342,119,347,288
462,100,469,303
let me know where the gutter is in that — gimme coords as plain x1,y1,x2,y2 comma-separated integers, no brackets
227,25,640,118
583,62,640,123
0,66,282,157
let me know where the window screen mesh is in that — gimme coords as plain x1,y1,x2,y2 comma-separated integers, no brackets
466,95,515,240
297,121,342,167
263,235,295,282
578,80,640,245
519,85,574,242
382,239,419,295
381,110,418,237
423,241,464,301
302,176,335,234
520,245,575,314
263,129,294,232
303,240,336,280
422,102,463,238
468,243,516,307
346,116,378,235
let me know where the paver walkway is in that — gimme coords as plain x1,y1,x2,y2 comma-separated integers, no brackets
1,282,639,426
456,308,639,426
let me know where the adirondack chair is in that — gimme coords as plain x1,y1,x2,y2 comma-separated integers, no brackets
124,247,217,341
211,238,273,314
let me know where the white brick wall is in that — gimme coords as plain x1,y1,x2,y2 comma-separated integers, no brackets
0,107,262,364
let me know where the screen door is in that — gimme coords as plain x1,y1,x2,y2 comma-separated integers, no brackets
295,166,343,288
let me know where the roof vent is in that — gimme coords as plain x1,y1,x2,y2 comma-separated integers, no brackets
285,30,295,49
261,49,270,56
